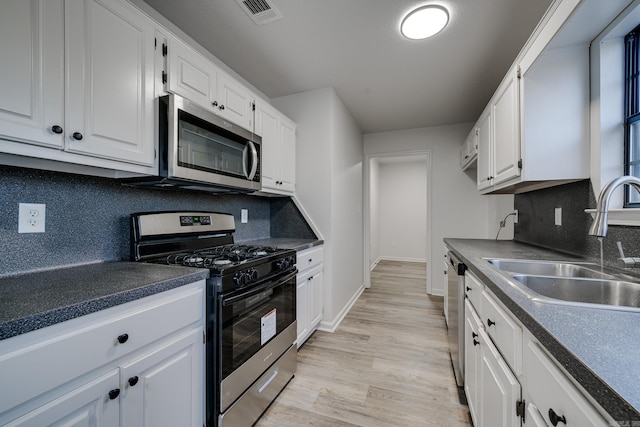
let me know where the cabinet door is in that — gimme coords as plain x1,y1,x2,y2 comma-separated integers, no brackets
0,0,64,148
463,300,482,427
492,69,521,185
309,268,323,328
296,272,309,348
217,74,254,130
526,402,551,427
255,103,280,190
5,370,120,427
120,328,204,427
278,115,296,193
476,106,493,191
479,328,521,427
65,0,156,166
167,36,218,110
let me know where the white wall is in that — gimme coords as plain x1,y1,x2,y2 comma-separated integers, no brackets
377,160,428,262
272,88,364,330
364,124,514,295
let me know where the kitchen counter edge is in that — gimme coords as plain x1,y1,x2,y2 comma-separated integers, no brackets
0,262,209,341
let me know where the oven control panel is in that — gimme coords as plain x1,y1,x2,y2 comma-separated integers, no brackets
180,215,212,226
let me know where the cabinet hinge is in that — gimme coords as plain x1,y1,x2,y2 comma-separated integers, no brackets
516,400,526,422
203,331,206,344
162,43,168,57
154,37,157,49
162,71,167,84
516,399,527,422
518,158,523,169
517,66,522,79
251,102,255,112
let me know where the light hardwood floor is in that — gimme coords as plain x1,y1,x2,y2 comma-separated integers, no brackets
256,260,472,427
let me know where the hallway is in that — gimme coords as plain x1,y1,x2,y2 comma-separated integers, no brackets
256,260,472,426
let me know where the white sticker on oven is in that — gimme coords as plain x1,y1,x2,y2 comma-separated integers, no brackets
261,309,277,345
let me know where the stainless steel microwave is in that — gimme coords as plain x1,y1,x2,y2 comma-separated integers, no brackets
124,94,261,193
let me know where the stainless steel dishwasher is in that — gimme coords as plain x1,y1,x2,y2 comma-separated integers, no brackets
446,251,466,387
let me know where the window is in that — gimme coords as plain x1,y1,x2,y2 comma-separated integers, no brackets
624,24,640,206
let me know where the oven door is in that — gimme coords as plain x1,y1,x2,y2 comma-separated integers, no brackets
216,270,297,413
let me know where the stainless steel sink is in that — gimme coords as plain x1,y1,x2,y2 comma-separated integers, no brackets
512,275,640,309
487,259,614,279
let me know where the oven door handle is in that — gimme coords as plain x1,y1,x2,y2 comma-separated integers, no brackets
222,270,297,306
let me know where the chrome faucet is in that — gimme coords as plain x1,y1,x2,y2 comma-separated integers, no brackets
588,175,640,237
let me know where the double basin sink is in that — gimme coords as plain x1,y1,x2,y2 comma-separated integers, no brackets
486,258,640,311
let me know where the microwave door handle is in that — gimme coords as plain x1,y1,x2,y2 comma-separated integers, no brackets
246,141,258,180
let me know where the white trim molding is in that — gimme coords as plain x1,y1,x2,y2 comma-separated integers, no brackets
318,284,365,333
585,208,640,226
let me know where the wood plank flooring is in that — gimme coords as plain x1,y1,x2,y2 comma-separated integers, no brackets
256,260,472,427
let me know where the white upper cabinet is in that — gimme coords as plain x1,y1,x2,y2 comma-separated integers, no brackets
255,100,296,195
65,0,156,166
475,0,629,194
0,0,157,174
0,0,64,149
166,35,254,130
476,105,493,191
460,126,478,170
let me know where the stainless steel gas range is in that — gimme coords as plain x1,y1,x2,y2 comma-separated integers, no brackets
131,211,297,427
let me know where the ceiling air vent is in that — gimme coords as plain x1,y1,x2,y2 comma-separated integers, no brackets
236,0,283,25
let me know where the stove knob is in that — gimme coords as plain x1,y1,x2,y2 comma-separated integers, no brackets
250,269,259,281
233,272,247,286
277,259,290,270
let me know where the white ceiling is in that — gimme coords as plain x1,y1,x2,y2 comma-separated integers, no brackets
141,0,554,134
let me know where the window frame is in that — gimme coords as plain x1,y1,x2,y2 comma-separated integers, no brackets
624,24,640,207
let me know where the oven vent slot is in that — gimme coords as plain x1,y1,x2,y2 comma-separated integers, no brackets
236,0,283,25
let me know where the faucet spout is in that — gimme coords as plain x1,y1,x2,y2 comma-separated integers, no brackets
589,175,640,237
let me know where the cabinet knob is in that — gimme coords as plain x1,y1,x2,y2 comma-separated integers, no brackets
128,376,139,387
108,389,120,400
117,333,129,344
487,318,495,327
548,408,567,426
72,132,83,141
51,125,63,134
219,104,225,110
473,339,480,346
472,332,478,339
212,101,218,107
466,286,471,292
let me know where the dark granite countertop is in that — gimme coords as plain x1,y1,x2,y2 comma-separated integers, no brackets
444,238,640,423
239,238,323,252
0,262,209,341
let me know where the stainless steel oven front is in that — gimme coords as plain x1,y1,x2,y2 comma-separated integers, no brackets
208,269,297,427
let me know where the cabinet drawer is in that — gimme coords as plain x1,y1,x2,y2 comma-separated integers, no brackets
481,288,522,375
297,246,323,272
0,281,204,415
465,272,483,314
524,337,609,427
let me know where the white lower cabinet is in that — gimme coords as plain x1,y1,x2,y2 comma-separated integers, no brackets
522,330,609,427
478,327,521,427
120,328,203,427
296,246,324,347
462,270,612,427
5,370,120,427
0,281,205,427
464,296,520,427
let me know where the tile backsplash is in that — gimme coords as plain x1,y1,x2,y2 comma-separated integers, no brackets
514,179,640,267
0,165,313,276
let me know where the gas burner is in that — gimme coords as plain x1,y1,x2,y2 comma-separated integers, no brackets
214,259,232,266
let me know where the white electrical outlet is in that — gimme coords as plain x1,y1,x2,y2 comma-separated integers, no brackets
241,209,248,224
18,203,46,233
555,207,562,226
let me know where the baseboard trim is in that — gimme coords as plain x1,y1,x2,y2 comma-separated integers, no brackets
378,256,427,263
318,284,365,333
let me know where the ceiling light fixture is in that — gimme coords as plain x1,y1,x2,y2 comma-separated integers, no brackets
400,5,449,40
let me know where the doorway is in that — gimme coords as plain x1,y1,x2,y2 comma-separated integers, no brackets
364,151,432,293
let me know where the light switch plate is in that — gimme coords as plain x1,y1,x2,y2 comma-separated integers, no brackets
241,209,248,224
18,203,46,233
555,207,562,226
